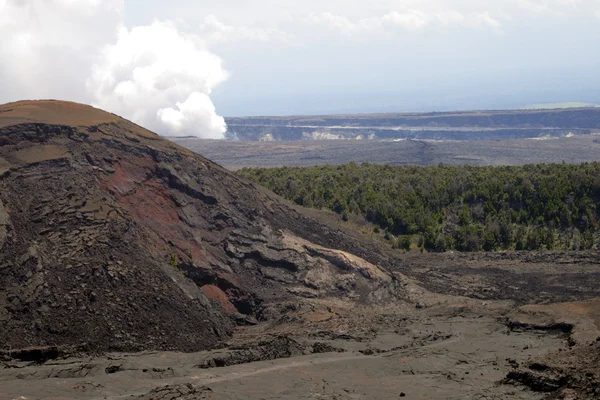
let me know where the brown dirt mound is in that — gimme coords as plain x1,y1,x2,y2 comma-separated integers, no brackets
0,100,119,128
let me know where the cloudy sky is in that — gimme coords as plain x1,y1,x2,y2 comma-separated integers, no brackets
1,0,599,137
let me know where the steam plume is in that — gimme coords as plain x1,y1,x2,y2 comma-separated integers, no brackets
0,0,228,138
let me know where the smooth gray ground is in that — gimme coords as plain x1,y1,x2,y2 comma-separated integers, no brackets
172,135,600,169
0,313,564,400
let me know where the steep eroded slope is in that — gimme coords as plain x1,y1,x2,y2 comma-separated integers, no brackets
0,101,400,354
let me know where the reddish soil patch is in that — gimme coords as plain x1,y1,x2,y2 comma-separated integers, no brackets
105,161,152,195
202,285,238,313
105,161,207,264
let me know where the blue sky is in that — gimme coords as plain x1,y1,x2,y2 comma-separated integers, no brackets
124,0,600,116
1,0,599,137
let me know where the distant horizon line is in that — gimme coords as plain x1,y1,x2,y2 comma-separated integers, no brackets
221,102,600,119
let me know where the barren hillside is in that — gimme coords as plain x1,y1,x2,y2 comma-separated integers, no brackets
2,101,600,400
0,100,399,353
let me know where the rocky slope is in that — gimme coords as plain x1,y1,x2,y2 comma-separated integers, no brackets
0,100,400,355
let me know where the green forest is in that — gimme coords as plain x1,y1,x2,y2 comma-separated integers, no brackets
238,162,600,252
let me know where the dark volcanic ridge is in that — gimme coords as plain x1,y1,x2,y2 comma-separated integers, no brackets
0,100,406,354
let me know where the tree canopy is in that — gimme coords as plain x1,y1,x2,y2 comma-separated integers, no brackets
238,162,600,252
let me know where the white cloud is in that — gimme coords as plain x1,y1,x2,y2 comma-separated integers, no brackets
382,10,431,30
308,7,504,36
309,12,360,35
0,0,122,102
470,11,504,34
435,10,466,25
89,21,228,138
516,0,580,15
0,0,228,138
157,92,225,137
200,14,289,43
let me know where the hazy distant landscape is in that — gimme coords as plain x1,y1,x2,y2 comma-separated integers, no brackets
224,107,600,141
174,135,600,169
170,107,600,169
